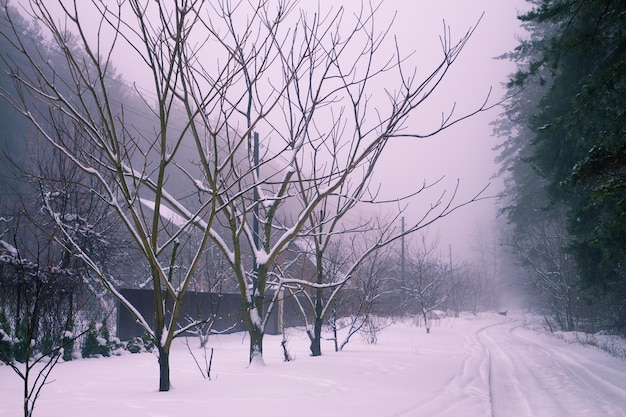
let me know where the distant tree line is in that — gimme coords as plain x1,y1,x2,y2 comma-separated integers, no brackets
495,0,626,333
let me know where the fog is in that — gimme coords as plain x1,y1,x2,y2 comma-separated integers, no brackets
35,0,528,259
364,1,529,258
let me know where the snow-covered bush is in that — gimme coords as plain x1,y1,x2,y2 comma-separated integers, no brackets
125,332,154,354
141,332,155,352
81,320,123,358
62,330,75,361
125,337,144,354
12,318,29,363
109,336,124,356
0,309,13,363
553,330,626,360
81,323,101,358
97,320,112,357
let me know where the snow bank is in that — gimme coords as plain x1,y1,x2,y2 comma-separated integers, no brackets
1,314,625,417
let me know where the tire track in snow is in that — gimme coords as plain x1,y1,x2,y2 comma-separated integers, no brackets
479,317,626,417
392,316,626,417
510,325,626,415
393,326,491,417
478,319,538,417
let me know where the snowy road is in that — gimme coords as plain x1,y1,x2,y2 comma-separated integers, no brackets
2,315,626,417
477,318,626,417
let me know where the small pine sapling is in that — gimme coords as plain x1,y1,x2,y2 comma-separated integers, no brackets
81,323,100,358
40,327,54,357
125,336,143,353
141,331,154,352
62,327,75,361
13,318,30,363
0,309,13,363
97,319,111,357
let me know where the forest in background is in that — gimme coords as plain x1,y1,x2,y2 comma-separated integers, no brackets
495,0,626,333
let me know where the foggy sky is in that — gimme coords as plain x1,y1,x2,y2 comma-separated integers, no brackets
38,0,529,260
369,1,529,258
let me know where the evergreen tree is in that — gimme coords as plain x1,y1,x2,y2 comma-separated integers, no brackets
12,317,30,363
498,0,626,331
125,336,143,354
40,326,53,357
98,319,111,357
522,1,625,290
0,308,13,363
81,323,100,359
62,327,74,362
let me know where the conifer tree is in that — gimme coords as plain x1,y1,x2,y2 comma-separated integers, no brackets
0,309,13,363
98,319,111,357
81,323,100,359
497,0,626,331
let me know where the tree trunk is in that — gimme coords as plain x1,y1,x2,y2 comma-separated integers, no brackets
310,316,323,356
249,324,264,364
310,288,324,356
421,308,430,334
246,274,266,364
158,346,170,391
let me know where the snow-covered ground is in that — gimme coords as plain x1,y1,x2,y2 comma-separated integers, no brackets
1,313,625,417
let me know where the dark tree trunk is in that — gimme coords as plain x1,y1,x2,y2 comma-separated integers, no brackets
310,287,324,356
249,323,264,364
158,346,170,391
331,305,339,352
422,308,430,334
310,317,323,356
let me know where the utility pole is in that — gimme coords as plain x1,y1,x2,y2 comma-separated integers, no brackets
401,217,405,281
253,131,260,253
252,131,260,297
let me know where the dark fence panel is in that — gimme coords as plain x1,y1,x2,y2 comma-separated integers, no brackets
117,289,247,340
116,289,312,340
117,288,399,341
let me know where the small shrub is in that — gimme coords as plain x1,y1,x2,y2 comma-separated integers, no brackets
125,332,154,354
97,320,111,357
0,309,13,363
109,336,124,355
62,329,75,362
40,326,54,357
13,318,30,363
142,331,155,352
81,323,101,358
360,316,385,345
125,336,143,353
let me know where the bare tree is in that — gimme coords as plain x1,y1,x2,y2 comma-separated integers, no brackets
443,251,475,317
0,215,88,417
287,214,407,355
0,0,494,389
506,209,581,331
403,232,451,333
283,230,388,355
335,236,397,351
287,173,480,355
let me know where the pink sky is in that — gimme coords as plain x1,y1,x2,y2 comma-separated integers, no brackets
36,0,529,259
370,1,529,257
